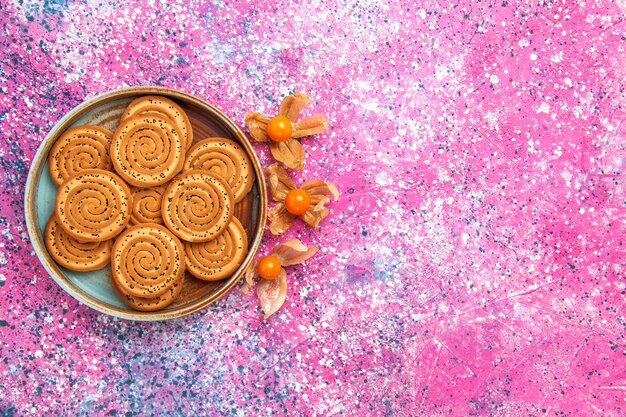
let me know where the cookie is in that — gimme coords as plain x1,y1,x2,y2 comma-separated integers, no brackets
55,169,132,242
111,271,184,312
111,224,185,298
121,95,193,150
110,112,185,187
182,137,255,203
161,170,234,242
48,125,113,186
44,214,112,272
184,216,248,281
129,186,166,225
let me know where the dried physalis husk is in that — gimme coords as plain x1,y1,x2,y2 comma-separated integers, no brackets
299,179,340,228
243,239,318,319
269,139,306,170
241,259,258,295
256,268,287,320
272,239,318,266
245,92,328,170
265,163,340,235
268,204,296,236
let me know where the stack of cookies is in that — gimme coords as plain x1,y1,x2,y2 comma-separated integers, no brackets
44,95,255,311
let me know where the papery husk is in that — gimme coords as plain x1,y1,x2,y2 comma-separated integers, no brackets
300,205,330,228
272,239,318,266
241,259,259,294
301,179,340,201
269,138,305,170
292,115,329,139
279,92,310,122
257,269,287,319
309,195,331,207
266,163,296,202
244,112,271,142
268,203,296,235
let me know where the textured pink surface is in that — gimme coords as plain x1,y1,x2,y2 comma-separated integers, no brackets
1,0,625,415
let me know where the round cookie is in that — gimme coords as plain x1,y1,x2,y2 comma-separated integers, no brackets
48,125,113,186
129,186,166,225
110,112,185,187
54,169,132,242
44,214,112,272
121,95,193,150
111,224,185,298
111,272,184,312
184,216,248,281
182,137,255,203
161,170,234,243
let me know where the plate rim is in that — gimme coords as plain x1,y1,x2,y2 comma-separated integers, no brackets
24,86,267,321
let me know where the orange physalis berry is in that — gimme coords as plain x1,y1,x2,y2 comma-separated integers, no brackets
257,255,282,280
285,188,311,215
266,115,293,142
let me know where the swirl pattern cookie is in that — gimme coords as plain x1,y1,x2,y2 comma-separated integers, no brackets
185,216,248,281
110,112,185,187
55,169,132,242
121,95,193,150
48,125,113,186
111,224,185,298
162,170,234,242
44,215,112,271
129,186,165,225
182,137,255,203
111,272,184,312
43,94,258,313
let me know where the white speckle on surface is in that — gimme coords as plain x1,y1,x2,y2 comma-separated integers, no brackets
551,51,563,63
537,102,550,114
375,171,392,186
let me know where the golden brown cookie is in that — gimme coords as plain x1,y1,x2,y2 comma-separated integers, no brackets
111,271,184,312
184,216,248,281
121,95,193,150
182,137,255,203
111,224,185,298
48,125,113,186
110,112,185,187
129,186,166,225
55,169,132,242
161,170,234,242
44,214,112,271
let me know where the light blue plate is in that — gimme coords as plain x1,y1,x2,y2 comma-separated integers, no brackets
37,158,127,309
24,87,267,320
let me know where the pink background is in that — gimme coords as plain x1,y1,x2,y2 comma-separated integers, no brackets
1,0,625,415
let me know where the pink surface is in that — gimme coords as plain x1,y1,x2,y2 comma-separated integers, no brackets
1,0,625,415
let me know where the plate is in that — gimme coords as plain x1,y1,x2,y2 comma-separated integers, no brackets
24,86,267,320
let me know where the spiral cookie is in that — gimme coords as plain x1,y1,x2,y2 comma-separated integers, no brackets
44,215,112,272
48,125,113,186
110,112,185,187
162,170,234,242
55,169,132,242
121,95,193,150
111,272,184,312
111,224,185,298
185,217,248,281
182,138,255,203
129,186,166,225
